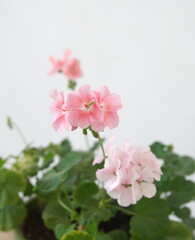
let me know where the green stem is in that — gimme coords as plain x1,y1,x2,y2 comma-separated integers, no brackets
107,204,136,216
57,192,74,214
12,121,28,146
97,133,106,160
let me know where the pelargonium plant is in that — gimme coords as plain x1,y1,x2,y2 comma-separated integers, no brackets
0,50,195,240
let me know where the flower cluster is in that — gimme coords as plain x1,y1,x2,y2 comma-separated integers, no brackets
95,141,162,207
49,50,83,81
50,85,122,133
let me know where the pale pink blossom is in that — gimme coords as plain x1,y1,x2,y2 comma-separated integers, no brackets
95,141,162,207
66,85,103,131
132,146,162,181
50,90,75,132
93,86,122,130
49,50,82,81
108,167,139,207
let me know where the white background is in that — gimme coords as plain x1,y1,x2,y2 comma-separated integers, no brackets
0,0,195,212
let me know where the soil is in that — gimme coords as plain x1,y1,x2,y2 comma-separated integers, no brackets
22,201,56,240
100,211,132,235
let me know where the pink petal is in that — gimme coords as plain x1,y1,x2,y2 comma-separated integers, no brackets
96,86,110,102
96,168,113,182
52,114,69,132
132,182,143,201
141,182,156,198
66,93,83,110
104,112,119,129
103,94,122,111
92,155,104,165
118,187,136,207
91,121,105,132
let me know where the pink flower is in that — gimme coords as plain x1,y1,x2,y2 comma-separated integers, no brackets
50,90,75,132
49,50,83,81
62,58,83,80
108,167,139,207
66,85,103,131
95,141,162,207
94,86,122,130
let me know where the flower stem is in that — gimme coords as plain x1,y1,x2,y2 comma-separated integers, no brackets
57,192,74,214
13,122,28,147
97,133,106,160
107,204,136,216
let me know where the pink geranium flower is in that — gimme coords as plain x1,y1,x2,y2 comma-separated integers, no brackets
49,50,83,81
66,85,103,131
94,86,122,130
50,89,74,132
95,140,162,207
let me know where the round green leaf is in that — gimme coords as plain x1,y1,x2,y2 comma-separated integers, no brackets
55,223,76,240
130,197,170,240
164,221,192,240
0,169,25,205
42,201,69,230
57,152,80,173
73,182,98,205
108,230,128,240
0,198,26,231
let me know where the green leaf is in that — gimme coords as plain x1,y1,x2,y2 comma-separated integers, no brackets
0,198,26,231
0,158,6,168
150,142,173,159
0,169,25,205
59,139,72,157
163,154,195,176
55,223,76,240
86,223,98,236
61,230,95,240
42,201,69,230
168,177,195,207
130,197,170,240
74,182,98,205
174,207,191,220
164,221,192,240
13,154,39,176
108,230,128,240
57,152,80,173
82,199,113,223
37,169,67,193
96,232,113,240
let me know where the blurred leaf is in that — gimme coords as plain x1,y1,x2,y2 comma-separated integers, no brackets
163,154,195,176
23,181,34,196
82,199,113,223
164,221,192,240
168,176,195,207
42,201,69,230
150,142,173,159
0,169,25,205
74,182,98,205
0,158,6,168
57,152,80,173
13,153,39,176
130,197,170,240
40,152,55,170
86,222,98,236
0,198,26,231
37,169,67,193
174,207,191,220
59,139,72,157
61,230,95,240
55,223,76,240
108,230,128,240
96,232,113,240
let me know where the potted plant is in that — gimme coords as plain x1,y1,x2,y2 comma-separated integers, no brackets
0,51,194,240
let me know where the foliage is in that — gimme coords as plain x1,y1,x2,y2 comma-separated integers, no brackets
0,140,194,240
